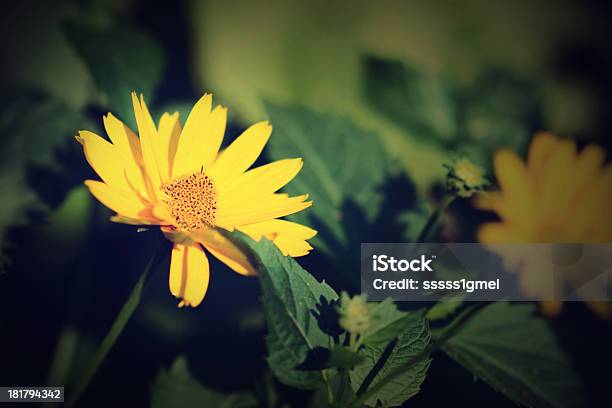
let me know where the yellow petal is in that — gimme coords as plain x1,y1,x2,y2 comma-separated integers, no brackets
216,194,311,228
477,222,530,243
494,149,530,197
570,144,605,188
157,112,182,179
527,132,558,177
152,201,174,224
169,243,210,308
493,149,533,223
191,228,257,276
200,106,228,171
238,219,317,257
84,180,150,220
77,131,132,191
538,138,577,220
271,234,314,257
473,191,502,211
171,94,216,176
237,219,317,240
102,113,149,195
209,121,272,185
103,112,143,165
132,92,163,194
218,158,303,206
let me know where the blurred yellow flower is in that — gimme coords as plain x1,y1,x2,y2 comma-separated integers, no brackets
78,93,316,307
476,132,611,318
338,293,371,335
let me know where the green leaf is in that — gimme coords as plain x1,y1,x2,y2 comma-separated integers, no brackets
364,56,458,147
151,356,257,408
361,299,415,347
441,302,586,408
0,89,91,269
237,233,340,389
349,312,431,407
328,346,365,369
63,21,164,127
264,102,390,254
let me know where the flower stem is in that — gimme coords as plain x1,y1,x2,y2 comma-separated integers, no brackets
415,195,455,243
66,239,166,408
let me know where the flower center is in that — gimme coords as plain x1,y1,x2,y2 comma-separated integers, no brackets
162,170,217,231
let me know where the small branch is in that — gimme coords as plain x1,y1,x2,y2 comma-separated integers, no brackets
415,195,456,243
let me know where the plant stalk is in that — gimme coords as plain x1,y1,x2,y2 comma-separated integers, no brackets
415,195,455,243
66,240,166,407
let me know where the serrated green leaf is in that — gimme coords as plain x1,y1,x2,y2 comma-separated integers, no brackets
150,356,257,408
63,22,164,128
350,313,431,407
264,102,389,254
441,302,586,408
237,233,340,389
361,299,414,347
364,56,458,147
329,346,365,369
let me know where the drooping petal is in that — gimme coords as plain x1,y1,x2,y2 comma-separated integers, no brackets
209,121,272,186
169,243,210,308
132,92,163,194
84,180,152,220
191,228,257,276
218,158,303,207
237,219,316,240
237,219,317,257
157,112,182,180
171,94,218,177
271,234,314,257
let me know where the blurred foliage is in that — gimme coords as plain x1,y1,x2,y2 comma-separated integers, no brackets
365,56,541,166
190,0,608,187
0,89,92,268
265,103,390,253
151,356,257,408
441,302,587,408
64,21,165,128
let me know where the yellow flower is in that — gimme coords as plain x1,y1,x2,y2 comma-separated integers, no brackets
77,93,316,308
476,132,611,318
